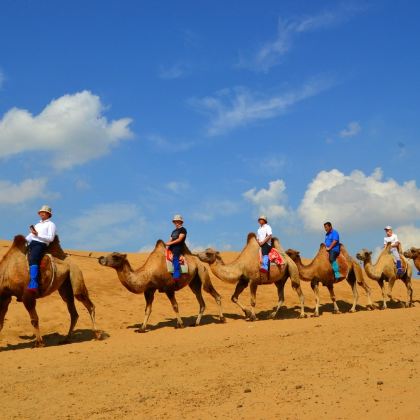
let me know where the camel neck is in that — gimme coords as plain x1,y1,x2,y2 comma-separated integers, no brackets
115,261,148,294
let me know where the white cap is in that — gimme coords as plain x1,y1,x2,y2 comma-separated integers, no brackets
38,205,52,215
384,225,392,230
172,214,183,222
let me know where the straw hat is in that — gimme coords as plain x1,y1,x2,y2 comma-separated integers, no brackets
172,214,184,222
258,215,268,223
38,205,52,215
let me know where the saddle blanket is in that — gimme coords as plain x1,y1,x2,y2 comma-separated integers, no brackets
259,248,285,266
165,249,189,274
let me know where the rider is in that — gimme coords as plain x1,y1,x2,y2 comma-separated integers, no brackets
324,221,342,280
257,215,272,272
165,214,187,280
383,226,403,276
25,205,57,292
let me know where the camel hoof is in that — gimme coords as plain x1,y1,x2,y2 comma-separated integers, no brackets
134,328,147,334
269,311,278,320
34,341,45,348
219,316,227,323
298,313,306,319
333,310,341,315
246,314,257,322
349,309,357,313
94,331,103,340
175,323,185,329
244,309,252,319
312,312,320,318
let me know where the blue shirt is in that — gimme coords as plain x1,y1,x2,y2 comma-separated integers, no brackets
325,229,340,253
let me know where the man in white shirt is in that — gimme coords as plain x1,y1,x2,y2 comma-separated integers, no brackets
25,205,57,292
383,225,403,275
257,215,272,272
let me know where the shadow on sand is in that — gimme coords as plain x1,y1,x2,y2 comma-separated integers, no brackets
0,329,108,352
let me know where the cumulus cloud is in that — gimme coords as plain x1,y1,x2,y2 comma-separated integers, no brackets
395,225,420,249
339,121,361,138
0,91,133,169
145,134,193,151
298,168,420,232
63,203,146,250
241,5,362,72
243,179,289,219
191,78,333,136
0,178,48,205
192,199,239,222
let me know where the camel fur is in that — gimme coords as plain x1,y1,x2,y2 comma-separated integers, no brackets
0,235,98,347
98,240,225,332
356,244,413,309
196,233,305,321
286,243,373,317
403,247,420,273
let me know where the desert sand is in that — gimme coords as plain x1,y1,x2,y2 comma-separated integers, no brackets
0,239,419,419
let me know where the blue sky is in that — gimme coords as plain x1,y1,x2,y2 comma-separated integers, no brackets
0,0,419,262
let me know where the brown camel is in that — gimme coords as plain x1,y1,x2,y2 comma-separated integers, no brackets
98,240,225,332
0,235,98,347
403,247,420,274
196,233,305,321
286,244,373,317
356,244,413,309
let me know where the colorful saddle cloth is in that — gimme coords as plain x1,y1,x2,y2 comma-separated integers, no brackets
165,249,189,274
259,248,285,266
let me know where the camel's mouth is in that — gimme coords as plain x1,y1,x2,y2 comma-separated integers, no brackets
98,256,107,266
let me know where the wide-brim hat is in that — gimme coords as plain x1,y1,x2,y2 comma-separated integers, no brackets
258,215,268,222
38,205,52,215
172,214,183,222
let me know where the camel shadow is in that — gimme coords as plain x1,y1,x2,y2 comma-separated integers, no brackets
0,329,107,352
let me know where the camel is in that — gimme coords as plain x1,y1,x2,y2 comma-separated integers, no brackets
196,233,305,321
403,247,420,274
0,235,98,347
286,244,373,317
356,244,413,309
98,240,225,332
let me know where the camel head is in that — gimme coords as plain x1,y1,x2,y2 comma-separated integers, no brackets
196,248,220,264
403,247,420,260
285,248,300,262
98,252,128,268
356,249,372,262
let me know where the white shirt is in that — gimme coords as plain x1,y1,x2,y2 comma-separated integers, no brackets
257,223,272,246
384,233,399,246
26,219,57,245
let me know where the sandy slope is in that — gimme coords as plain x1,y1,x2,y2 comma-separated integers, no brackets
0,240,419,420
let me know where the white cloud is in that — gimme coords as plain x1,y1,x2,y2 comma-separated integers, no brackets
191,78,333,136
242,6,361,72
0,178,48,205
339,121,361,138
298,168,420,232
145,134,193,151
166,181,189,193
158,62,190,80
243,179,289,219
63,203,146,250
395,225,420,249
0,91,133,170
192,199,239,222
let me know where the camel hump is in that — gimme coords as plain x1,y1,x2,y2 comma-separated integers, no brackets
38,254,57,296
46,235,67,260
155,239,166,248
13,235,27,250
246,232,257,243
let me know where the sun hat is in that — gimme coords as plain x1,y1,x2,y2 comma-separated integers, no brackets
384,225,392,231
172,214,184,222
258,215,268,222
38,205,52,215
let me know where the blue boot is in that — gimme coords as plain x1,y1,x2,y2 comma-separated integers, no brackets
260,255,269,272
172,256,181,280
28,265,39,290
396,260,403,276
331,260,341,279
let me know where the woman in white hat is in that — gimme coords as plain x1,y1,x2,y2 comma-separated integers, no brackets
257,215,272,272
25,205,57,292
165,214,187,279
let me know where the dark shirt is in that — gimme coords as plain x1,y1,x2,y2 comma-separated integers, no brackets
169,227,187,254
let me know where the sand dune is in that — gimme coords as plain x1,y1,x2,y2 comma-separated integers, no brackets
0,239,419,419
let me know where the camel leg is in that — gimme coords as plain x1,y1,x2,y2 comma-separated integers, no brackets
359,280,374,310
347,278,358,313
136,288,156,333
22,294,44,347
188,275,206,326
403,278,414,308
270,279,287,319
378,279,387,309
248,282,258,321
291,283,306,318
0,295,12,333
231,277,251,319
327,285,341,314
201,275,226,323
165,290,184,329
74,292,99,339
311,281,321,317
387,277,396,302
58,279,79,343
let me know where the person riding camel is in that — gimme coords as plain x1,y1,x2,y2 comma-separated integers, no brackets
25,205,57,293
257,215,272,273
383,225,404,276
324,221,342,280
165,214,187,280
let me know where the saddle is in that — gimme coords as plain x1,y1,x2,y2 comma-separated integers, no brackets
165,249,188,274
259,248,285,267
26,253,57,297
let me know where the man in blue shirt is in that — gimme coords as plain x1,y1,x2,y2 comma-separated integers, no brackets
324,221,342,279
